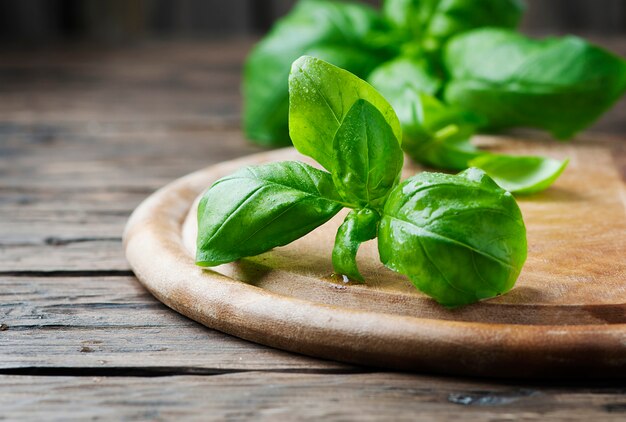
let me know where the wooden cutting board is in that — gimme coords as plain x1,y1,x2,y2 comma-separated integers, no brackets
123,135,626,378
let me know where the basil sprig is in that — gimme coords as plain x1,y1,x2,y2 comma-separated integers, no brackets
196,161,343,266
370,78,570,194
243,0,393,145
444,29,626,140
383,0,525,52
242,0,625,195
379,168,526,306
198,56,527,307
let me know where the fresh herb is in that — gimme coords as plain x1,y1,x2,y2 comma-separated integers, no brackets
243,0,392,145
383,0,525,52
368,84,568,194
329,99,404,210
469,154,569,195
371,87,483,171
379,168,526,307
198,56,527,307
242,0,625,195
196,161,343,266
444,29,626,139
367,56,441,101
332,207,380,282
288,55,402,173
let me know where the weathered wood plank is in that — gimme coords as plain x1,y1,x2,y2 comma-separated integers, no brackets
0,186,150,212
0,42,248,132
0,210,127,245
0,276,349,370
0,240,127,271
0,373,624,421
1,129,264,189
0,128,264,250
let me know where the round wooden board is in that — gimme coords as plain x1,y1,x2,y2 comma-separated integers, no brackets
124,137,626,378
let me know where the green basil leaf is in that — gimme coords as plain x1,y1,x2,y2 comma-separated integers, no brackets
332,99,403,209
196,161,342,266
378,168,527,307
368,56,442,101
469,154,569,194
243,0,389,146
332,208,380,282
289,55,403,172
387,89,484,170
383,0,525,51
444,29,626,139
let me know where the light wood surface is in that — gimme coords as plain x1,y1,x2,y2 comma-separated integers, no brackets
2,40,626,420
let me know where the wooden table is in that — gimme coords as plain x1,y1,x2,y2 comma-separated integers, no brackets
1,38,625,421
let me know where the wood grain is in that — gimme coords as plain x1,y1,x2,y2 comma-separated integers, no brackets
0,241,128,272
1,373,625,422
0,275,352,371
124,138,626,377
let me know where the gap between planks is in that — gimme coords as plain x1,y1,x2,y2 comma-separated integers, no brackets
0,366,372,378
0,270,134,277
2,367,626,390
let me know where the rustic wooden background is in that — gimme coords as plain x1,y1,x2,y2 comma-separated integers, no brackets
0,0,625,43
0,37,624,419
1,1,625,420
